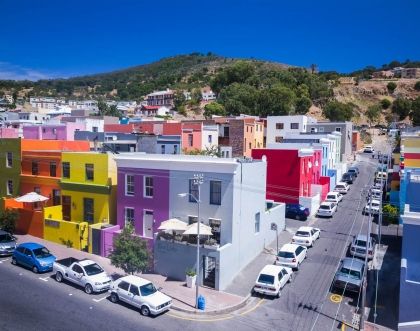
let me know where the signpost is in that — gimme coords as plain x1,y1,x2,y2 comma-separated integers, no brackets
271,223,279,254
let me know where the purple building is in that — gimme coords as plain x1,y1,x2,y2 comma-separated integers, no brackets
22,123,85,140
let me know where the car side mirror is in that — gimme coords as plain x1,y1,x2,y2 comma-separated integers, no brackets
158,287,163,291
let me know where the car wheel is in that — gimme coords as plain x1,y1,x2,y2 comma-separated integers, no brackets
141,305,151,316
11,257,17,265
110,292,119,303
85,283,93,295
55,272,63,282
295,215,301,221
288,274,293,283
276,291,281,298
32,266,39,273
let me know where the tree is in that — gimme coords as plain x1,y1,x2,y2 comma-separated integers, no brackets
109,224,150,275
392,98,412,120
295,96,312,115
203,102,226,118
365,104,381,126
190,88,202,105
219,83,258,115
323,101,354,121
387,82,397,93
411,96,420,126
256,85,296,117
0,209,18,234
310,64,318,74
380,98,391,109
414,81,420,91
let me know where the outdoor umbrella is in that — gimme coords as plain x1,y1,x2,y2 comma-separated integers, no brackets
14,192,49,203
183,222,213,236
158,218,188,232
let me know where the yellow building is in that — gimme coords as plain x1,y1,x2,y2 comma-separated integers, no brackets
401,135,420,168
44,152,117,252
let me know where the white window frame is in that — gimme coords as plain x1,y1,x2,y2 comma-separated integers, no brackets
254,212,260,234
124,207,135,226
125,174,135,196
143,176,154,198
6,180,13,195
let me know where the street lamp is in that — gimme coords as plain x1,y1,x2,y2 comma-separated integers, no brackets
177,174,203,309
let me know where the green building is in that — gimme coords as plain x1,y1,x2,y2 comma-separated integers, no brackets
0,138,22,207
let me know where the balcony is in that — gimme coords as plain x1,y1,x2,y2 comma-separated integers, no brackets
156,232,221,250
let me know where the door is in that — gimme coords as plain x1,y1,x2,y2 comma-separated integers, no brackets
128,284,143,308
202,256,216,288
69,264,84,285
22,248,34,267
143,211,153,238
62,196,71,221
91,227,101,256
116,281,131,303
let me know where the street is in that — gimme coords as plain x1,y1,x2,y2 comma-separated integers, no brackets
0,146,390,331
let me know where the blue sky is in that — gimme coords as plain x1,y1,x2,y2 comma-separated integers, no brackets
1,0,419,80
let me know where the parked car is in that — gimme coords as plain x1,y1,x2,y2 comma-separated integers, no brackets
363,146,374,153
377,164,388,172
349,234,375,260
341,172,356,184
253,265,293,298
363,199,381,215
325,191,343,204
0,230,17,256
54,257,112,294
285,204,310,221
317,201,338,218
291,226,320,247
332,258,365,294
334,182,350,194
109,275,172,316
347,167,360,177
375,171,387,183
378,154,389,164
370,188,382,201
276,243,307,270
12,242,56,273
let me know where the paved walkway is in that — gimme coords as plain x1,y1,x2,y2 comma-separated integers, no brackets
15,234,244,313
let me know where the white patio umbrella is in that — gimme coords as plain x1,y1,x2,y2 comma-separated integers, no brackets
14,192,49,203
158,218,188,232
183,222,213,236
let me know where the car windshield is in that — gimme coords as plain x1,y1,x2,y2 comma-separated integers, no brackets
320,205,330,210
33,247,51,259
336,185,344,189
278,251,294,258
327,195,336,200
372,202,380,207
340,267,361,279
84,263,104,276
0,234,13,243
140,283,158,296
257,274,274,285
348,169,356,173
355,240,366,247
296,231,310,237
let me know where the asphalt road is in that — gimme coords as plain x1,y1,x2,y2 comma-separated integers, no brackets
0,140,389,331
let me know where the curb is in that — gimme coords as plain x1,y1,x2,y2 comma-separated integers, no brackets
170,293,252,316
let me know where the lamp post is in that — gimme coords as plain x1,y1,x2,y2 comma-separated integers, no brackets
178,173,204,308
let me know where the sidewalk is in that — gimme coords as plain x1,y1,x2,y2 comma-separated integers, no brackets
14,234,245,314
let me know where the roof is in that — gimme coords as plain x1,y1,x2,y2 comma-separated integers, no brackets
342,257,364,270
297,226,313,232
280,243,300,252
19,242,44,249
259,264,283,275
79,259,96,267
119,275,151,287
321,201,335,206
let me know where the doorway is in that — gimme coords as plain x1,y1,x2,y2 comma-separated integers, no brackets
143,210,153,238
62,196,71,221
202,256,216,288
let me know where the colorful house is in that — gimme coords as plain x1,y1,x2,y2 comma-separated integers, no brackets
0,138,22,204
43,152,117,252
22,123,85,141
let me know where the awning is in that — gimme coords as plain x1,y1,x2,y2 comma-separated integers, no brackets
14,192,49,203
158,218,188,231
183,222,213,236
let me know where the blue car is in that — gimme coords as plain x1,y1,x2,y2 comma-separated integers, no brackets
285,204,310,221
12,242,56,273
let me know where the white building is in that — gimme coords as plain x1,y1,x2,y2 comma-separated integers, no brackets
266,115,317,145
202,90,216,101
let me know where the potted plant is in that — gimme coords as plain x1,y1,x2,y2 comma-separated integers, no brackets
185,268,197,288
204,238,219,249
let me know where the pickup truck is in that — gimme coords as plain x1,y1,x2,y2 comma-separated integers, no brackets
53,257,112,294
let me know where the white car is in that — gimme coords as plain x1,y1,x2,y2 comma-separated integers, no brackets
253,265,293,298
316,201,338,218
325,191,343,204
363,199,381,215
364,145,374,153
349,234,375,260
370,188,382,200
276,243,307,270
291,226,321,247
109,275,172,316
334,182,350,194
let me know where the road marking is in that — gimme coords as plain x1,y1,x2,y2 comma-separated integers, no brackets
38,277,49,282
0,258,9,264
93,296,107,302
69,293,73,296
330,294,343,303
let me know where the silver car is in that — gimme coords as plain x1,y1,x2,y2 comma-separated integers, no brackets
333,258,365,294
0,230,17,256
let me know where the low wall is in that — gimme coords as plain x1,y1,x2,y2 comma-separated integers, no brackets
44,218,89,251
16,209,44,238
299,194,321,216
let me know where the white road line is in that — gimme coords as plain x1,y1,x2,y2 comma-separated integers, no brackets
69,293,73,296
0,258,9,264
93,296,107,302
39,277,49,282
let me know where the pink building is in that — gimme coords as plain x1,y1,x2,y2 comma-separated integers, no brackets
0,127,19,138
22,123,85,141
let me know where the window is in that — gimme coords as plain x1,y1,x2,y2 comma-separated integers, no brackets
210,181,221,205
83,198,94,223
223,126,229,137
188,134,193,147
52,189,61,206
290,123,299,129
173,145,178,154
92,127,98,133
208,135,212,143
129,285,140,296
118,281,130,291
62,162,70,178
85,164,94,181
72,264,84,274
32,161,39,175
52,128,57,134
249,142,252,149
6,180,13,195
125,207,135,226
34,187,41,194
275,136,283,143
161,145,166,154
50,162,57,177
189,179,199,202
255,212,260,233
319,127,324,132
144,176,153,198
6,152,12,168
188,216,198,225
276,123,284,130
335,127,341,132
126,175,134,196
310,127,316,133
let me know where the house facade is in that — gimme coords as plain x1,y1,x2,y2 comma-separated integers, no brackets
146,89,174,108
22,123,85,141
266,115,317,145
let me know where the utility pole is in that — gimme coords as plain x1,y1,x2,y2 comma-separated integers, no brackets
193,173,204,308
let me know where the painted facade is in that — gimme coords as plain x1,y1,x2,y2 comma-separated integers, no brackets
22,123,85,141
266,115,317,145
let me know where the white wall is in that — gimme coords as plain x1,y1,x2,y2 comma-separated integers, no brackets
266,115,317,145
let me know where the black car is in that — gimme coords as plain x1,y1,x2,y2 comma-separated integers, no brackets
347,167,359,177
285,204,310,221
341,172,356,184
